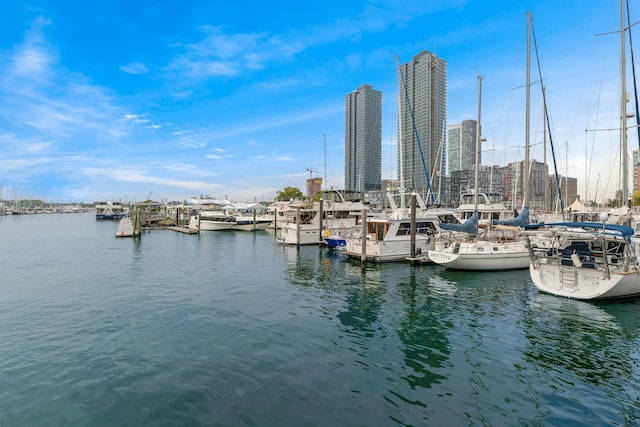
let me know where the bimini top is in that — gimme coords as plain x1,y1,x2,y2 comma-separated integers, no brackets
532,221,634,240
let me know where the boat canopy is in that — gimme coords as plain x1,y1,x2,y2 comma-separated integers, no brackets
537,221,634,240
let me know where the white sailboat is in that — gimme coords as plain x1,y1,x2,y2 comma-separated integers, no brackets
524,1,640,300
428,14,536,271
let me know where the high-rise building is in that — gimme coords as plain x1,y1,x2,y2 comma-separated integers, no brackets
502,160,549,211
344,84,382,193
397,50,447,198
306,177,322,200
448,120,478,174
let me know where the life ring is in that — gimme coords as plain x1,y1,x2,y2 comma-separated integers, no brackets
323,229,331,238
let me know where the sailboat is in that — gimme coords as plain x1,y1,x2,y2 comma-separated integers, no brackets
428,14,536,271
428,74,531,270
342,68,460,262
524,1,640,300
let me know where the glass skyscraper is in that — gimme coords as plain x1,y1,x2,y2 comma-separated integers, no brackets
344,84,382,193
448,119,478,174
397,50,446,198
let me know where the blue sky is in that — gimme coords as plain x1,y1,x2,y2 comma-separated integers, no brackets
0,0,633,203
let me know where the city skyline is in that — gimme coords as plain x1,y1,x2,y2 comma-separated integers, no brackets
0,1,635,203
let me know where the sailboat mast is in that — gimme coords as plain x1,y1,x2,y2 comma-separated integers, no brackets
474,75,482,212
620,0,629,206
323,134,327,192
524,11,531,209
543,86,548,212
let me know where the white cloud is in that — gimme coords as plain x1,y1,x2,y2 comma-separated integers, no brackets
119,62,149,75
276,154,294,161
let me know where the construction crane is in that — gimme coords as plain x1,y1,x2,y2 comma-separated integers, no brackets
306,168,319,179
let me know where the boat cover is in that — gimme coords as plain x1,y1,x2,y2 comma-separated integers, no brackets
439,211,478,235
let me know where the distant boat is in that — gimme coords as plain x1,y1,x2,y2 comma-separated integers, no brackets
226,203,272,231
188,211,236,231
230,214,272,231
277,191,365,245
95,201,126,220
456,191,514,225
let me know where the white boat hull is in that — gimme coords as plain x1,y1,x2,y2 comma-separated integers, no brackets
188,216,235,231
278,225,324,245
428,240,529,270
530,263,640,300
344,237,434,262
278,219,358,245
231,221,271,231
428,249,529,270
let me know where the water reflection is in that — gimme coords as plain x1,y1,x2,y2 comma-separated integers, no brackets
395,267,451,390
284,247,454,393
279,245,640,424
524,294,640,424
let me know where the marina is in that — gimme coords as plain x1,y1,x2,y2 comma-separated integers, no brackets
2,3,640,425
2,212,640,425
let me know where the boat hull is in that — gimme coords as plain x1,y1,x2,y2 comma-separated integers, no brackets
230,216,272,231
278,226,324,245
530,263,640,300
188,216,235,231
324,237,346,249
428,249,529,270
428,238,529,271
344,238,433,262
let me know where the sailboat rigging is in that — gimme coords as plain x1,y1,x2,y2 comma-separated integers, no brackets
395,56,436,203
531,21,564,214
525,0,640,300
428,34,532,271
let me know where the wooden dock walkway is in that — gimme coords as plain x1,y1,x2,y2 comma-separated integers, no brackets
142,225,199,234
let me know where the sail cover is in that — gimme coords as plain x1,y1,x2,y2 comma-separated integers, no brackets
439,211,478,235
491,207,529,227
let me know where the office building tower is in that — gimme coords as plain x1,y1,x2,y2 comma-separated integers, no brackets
397,50,447,197
345,84,382,193
448,120,478,174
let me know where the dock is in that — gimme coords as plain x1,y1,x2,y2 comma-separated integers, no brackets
142,225,199,234
167,226,199,234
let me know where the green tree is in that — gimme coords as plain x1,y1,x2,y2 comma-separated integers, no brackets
276,186,304,201
634,190,640,207
607,190,623,208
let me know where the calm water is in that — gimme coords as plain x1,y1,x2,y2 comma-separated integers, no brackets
2,213,640,426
